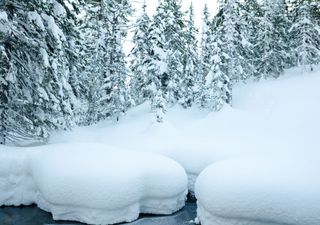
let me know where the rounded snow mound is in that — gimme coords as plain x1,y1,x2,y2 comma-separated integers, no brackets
195,156,320,225
30,143,188,225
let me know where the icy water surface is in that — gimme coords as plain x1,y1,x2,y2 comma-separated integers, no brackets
0,202,196,225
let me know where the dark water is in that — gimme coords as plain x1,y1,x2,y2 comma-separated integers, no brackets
0,202,196,225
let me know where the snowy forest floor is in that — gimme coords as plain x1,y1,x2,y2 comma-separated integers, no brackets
50,66,320,192
1,67,319,225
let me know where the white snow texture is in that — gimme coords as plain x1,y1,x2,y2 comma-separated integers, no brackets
193,68,320,225
0,144,188,225
195,156,320,225
0,67,319,225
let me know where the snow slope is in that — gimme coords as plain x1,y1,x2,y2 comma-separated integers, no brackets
0,67,319,224
0,144,188,225
195,155,320,225
50,67,320,192
192,68,320,225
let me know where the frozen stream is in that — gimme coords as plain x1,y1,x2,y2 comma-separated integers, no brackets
0,202,196,225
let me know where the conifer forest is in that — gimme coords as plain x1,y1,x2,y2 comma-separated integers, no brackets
0,0,319,145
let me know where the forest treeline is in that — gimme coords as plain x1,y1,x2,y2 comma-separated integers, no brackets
0,0,319,145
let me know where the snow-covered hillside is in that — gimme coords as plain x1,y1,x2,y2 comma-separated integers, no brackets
50,67,320,192
0,67,319,225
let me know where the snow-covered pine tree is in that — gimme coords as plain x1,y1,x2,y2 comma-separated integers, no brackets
200,0,244,110
160,0,186,105
217,0,245,83
201,41,232,111
1,0,52,144
60,2,91,125
76,1,112,125
1,1,49,143
92,0,132,122
54,0,87,124
0,11,9,144
257,0,290,78
0,0,78,144
238,0,262,80
199,4,213,102
129,1,152,105
180,3,199,108
289,0,320,70
153,90,166,123
200,5,232,110
40,0,78,131
145,3,168,122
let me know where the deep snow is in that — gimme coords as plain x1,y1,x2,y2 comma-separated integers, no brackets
195,156,320,225
50,67,320,193
0,147,36,206
0,144,188,225
0,67,319,225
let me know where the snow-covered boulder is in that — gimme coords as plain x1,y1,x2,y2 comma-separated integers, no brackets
195,156,320,225
29,143,188,225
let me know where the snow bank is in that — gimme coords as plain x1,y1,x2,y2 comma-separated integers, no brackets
0,147,36,206
195,155,320,225
1,67,318,224
0,144,187,225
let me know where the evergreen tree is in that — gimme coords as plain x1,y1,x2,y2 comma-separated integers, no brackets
87,0,132,123
199,4,212,97
77,1,103,125
238,0,262,80
200,0,244,109
104,0,132,121
200,3,233,110
201,41,232,111
153,90,166,123
145,3,168,122
0,0,78,144
40,0,76,130
217,0,245,83
55,0,86,123
257,0,290,78
289,0,320,70
180,3,199,108
161,0,186,105
0,11,9,144
129,2,151,105
140,0,187,121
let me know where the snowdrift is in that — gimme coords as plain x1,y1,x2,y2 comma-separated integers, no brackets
1,67,319,224
195,156,320,225
0,144,188,225
50,67,320,193
0,148,36,206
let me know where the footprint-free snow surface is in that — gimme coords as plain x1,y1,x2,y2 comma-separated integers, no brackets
195,156,320,225
0,144,188,225
49,67,320,194
1,67,320,225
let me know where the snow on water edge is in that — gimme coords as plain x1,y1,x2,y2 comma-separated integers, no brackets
0,144,188,225
195,155,320,225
